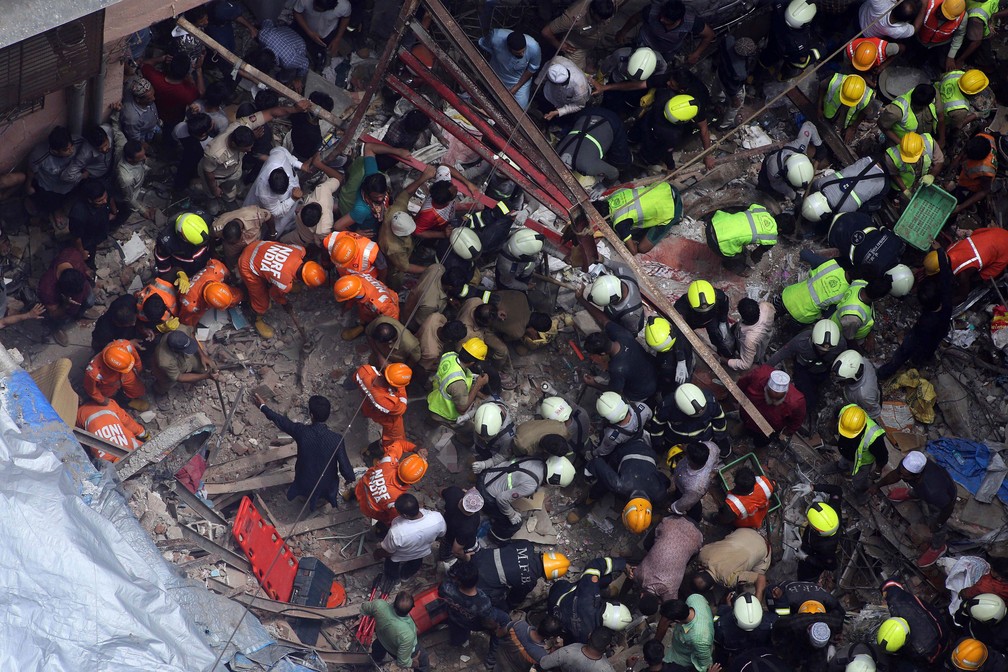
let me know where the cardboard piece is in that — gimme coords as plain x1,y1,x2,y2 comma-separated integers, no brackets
880,401,915,432
513,509,558,544
119,232,148,265
888,430,926,454
512,491,545,512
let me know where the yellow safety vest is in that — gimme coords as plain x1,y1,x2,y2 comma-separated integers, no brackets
823,74,875,129
711,205,778,257
885,133,934,190
606,183,677,238
427,352,473,421
781,260,850,324
967,0,1000,37
939,70,970,115
832,280,874,340
888,92,937,138
841,403,886,474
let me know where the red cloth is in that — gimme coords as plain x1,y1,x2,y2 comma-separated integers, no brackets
962,574,1008,601
141,63,199,127
38,247,92,310
738,365,807,435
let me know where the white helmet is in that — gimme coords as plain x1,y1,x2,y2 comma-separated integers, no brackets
832,349,864,381
811,318,840,349
674,383,707,417
474,402,505,438
545,455,575,487
507,229,544,258
886,263,914,297
733,594,764,632
785,153,814,189
450,227,482,260
627,47,658,81
540,396,573,422
590,274,622,307
596,391,630,424
390,211,417,236
601,602,633,630
845,655,877,672
785,0,817,28
968,593,1007,623
802,192,830,222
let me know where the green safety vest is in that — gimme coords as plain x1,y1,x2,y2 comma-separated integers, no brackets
426,352,473,421
841,403,886,475
832,279,874,340
889,91,937,138
885,132,934,190
711,205,778,257
781,260,850,324
967,0,1000,37
606,183,678,238
938,70,970,116
823,74,876,129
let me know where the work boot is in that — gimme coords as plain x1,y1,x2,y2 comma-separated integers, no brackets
255,317,275,339
52,329,69,347
342,325,364,341
128,398,150,412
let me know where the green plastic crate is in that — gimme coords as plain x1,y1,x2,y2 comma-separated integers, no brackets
894,183,957,251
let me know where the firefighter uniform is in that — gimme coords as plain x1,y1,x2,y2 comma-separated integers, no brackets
598,259,645,334
238,241,308,315
179,259,242,327
356,364,408,445
344,271,400,323
649,387,729,454
325,231,382,278
477,458,547,541
827,212,906,278
76,399,145,462
725,475,775,529
673,288,736,358
355,456,411,525
596,400,652,458
548,557,626,643
473,541,546,609
155,223,211,278
947,227,1008,280
767,581,844,615
474,404,516,462
810,157,889,217
586,439,671,506
713,604,778,664
84,340,146,404
882,579,950,665
798,484,844,581
136,277,179,327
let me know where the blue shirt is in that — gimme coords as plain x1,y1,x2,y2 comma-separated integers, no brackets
349,155,382,234
479,29,541,87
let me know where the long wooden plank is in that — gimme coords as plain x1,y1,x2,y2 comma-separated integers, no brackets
208,578,363,620
180,524,251,572
204,443,297,482
204,467,294,496
277,507,362,538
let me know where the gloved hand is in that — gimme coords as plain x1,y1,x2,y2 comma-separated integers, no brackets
175,270,191,294
795,549,809,560
455,410,474,426
922,174,935,186
902,188,912,199
508,511,522,526
790,483,813,497
137,431,150,441
675,360,689,384
472,460,487,474
157,316,181,333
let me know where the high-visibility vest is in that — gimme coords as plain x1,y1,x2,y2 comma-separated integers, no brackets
711,205,778,257
958,133,998,192
823,73,875,129
832,279,874,340
938,70,970,116
326,231,380,278
135,277,178,323
606,182,678,239
947,228,1008,277
355,456,408,522
180,258,228,326
888,91,937,138
352,271,398,319
427,352,474,421
841,403,886,475
726,475,774,528
242,241,307,291
845,37,890,68
781,260,850,324
356,364,408,416
77,403,143,462
885,133,934,190
919,0,967,43
966,0,1000,37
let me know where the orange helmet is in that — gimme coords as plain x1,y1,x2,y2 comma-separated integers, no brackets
202,281,234,309
384,363,412,387
300,261,326,287
102,343,135,373
397,453,428,484
333,274,364,302
851,40,878,71
328,233,356,265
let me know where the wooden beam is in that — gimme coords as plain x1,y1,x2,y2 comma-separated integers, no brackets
205,467,294,496
208,579,363,620
277,507,363,538
204,443,297,483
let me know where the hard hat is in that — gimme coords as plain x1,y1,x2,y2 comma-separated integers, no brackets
601,602,633,631
542,551,570,579
300,261,326,287
924,250,940,276
102,343,135,373
967,594,1007,623
733,594,764,631
597,391,630,424
333,274,364,302
384,363,412,387
942,0,966,18
799,600,827,615
390,211,416,236
807,501,840,536
877,617,909,653
840,75,867,107
675,383,707,417
450,227,482,260
833,350,865,381
175,212,209,245
785,153,814,189
397,453,428,484
851,40,878,72
541,396,573,422
474,402,505,438
461,337,488,361
664,94,699,123
545,455,575,487
838,405,867,439
644,316,676,353
665,444,685,469
784,0,817,28
802,192,831,222
590,274,622,307
959,69,989,96
507,229,544,257
202,281,234,309
953,639,988,671
886,263,914,297
687,280,716,311
622,497,653,534
329,233,357,264
899,132,925,163
627,47,658,81
811,318,840,349
845,654,877,672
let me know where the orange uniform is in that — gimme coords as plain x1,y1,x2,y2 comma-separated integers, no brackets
326,231,381,278
135,277,179,325
957,133,997,194
844,37,891,69
238,241,307,315
382,439,417,460
725,475,775,529
947,228,1008,280
179,258,243,326
84,340,146,403
918,0,966,45
344,271,400,323
355,456,410,524
356,364,408,444
76,400,145,462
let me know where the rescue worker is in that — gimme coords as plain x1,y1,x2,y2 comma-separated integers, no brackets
178,258,243,327
958,0,1008,64
470,401,516,465
477,455,575,541
540,395,593,456
155,212,212,285
818,73,875,143
833,405,886,493
76,399,148,462
803,157,889,224
796,486,843,581
635,76,716,171
757,121,822,201
949,132,998,216
758,0,822,80
917,0,968,52
585,438,671,520
355,452,429,528
473,542,570,610
237,240,327,339
595,46,666,116
356,362,411,446
714,594,778,665
877,579,950,666
831,276,892,345
135,276,181,335
716,467,776,529
766,579,844,616
333,271,400,341
643,315,696,397
324,230,387,281
365,317,422,368
582,322,659,402
954,594,1008,652
879,83,944,146
949,638,1004,672
593,391,652,459
84,340,148,411
826,211,906,278
937,69,989,128
771,603,840,669
649,382,730,457
832,350,882,420
826,646,883,672
496,228,543,291
939,227,1008,282
691,528,771,602
592,182,683,255
556,107,632,184
585,258,644,333
427,337,491,424
705,204,788,276
767,319,847,426
883,131,944,200
845,37,900,77
547,556,632,643
673,280,735,358
151,330,217,395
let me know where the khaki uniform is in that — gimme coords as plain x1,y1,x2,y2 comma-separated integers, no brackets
199,114,269,200
282,177,341,247
378,192,416,291
416,313,448,372
513,419,567,456
402,263,446,329
213,205,270,268
365,316,422,365
459,297,509,367
152,330,206,394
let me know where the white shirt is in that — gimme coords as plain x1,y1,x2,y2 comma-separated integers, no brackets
860,0,916,39
244,146,303,236
293,0,351,38
536,56,591,117
381,509,446,562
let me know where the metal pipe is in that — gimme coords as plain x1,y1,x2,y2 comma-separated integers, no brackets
89,58,106,125
66,81,87,136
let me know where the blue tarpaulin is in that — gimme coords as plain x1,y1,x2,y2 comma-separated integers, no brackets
927,438,1008,504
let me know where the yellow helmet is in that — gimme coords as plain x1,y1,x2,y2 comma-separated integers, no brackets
666,444,685,469
622,497,653,534
851,41,878,72
542,552,571,579
959,69,989,96
953,639,989,671
687,280,716,311
175,213,209,245
942,0,966,18
899,132,925,163
644,316,676,352
807,502,839,536
924,250,940,276
839,75,867,107
664,94,699,123
838,405,867,439
461,337,488,361
799,600,827,614
877,617,909,653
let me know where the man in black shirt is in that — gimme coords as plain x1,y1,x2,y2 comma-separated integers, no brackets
633,70,715,170
91,295,143,353
288,91,336,162
582,322,658,402
439,486,483,567
69,179,128,264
